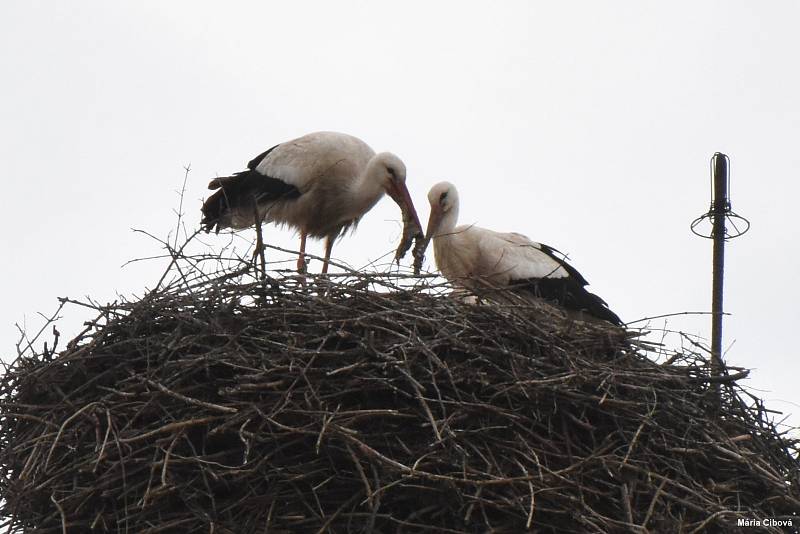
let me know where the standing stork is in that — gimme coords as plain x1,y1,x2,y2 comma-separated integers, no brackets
424,181,622,325
201,132,423,273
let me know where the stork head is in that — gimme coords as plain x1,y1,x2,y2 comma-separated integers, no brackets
375,152,407,192
425,181,459,240
374,152,422,235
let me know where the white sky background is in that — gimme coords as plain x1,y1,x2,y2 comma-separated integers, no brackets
1,1,798,432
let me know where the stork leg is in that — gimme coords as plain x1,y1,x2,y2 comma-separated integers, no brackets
297,232,308,274
251,198,267,280
322,237,334,274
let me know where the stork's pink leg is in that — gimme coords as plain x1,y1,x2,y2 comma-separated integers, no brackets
322,237,334,274
297,232,308,274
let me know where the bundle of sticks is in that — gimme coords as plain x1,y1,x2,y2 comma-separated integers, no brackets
1,265,798,533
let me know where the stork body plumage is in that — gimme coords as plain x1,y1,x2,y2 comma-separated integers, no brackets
201,132,422,273
425,182,622,325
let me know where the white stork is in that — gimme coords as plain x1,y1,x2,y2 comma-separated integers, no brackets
424,181,622,325
201,131,424,273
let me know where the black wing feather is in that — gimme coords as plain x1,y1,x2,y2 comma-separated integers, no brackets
247,143,280,171
201,145,300,233
511,242,621,325
537,243,589,287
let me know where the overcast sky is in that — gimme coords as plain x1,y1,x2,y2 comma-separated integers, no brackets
2,1,798,432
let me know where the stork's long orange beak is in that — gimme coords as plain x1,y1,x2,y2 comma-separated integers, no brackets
387,181,423,236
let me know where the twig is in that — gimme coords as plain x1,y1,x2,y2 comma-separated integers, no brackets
50,493,67,534
173,164,191,250
143,379,237,414
624,311,728,326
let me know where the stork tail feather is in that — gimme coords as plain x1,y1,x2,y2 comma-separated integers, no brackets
200,170,301,233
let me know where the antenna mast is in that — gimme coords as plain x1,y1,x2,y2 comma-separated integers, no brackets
691,153,749,400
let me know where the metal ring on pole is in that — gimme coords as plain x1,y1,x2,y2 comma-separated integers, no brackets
690,210,750,240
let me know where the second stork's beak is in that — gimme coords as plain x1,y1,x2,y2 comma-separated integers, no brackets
415,203,442,271
425,203,443,242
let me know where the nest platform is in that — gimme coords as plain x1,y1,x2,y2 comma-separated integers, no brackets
1,265,798,533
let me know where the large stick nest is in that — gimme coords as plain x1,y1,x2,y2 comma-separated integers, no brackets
1,258,799,533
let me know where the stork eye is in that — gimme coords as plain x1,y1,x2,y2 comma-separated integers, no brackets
439,191,449,203
387,167,396,178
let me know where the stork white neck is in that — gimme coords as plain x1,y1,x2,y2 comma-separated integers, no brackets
434,202,459,238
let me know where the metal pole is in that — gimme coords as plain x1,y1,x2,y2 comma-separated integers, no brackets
691,152,748,408
710,153,728,385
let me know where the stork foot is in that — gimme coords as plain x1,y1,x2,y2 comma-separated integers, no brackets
251,241,266,266
297,255,308,275
295,255,309,288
